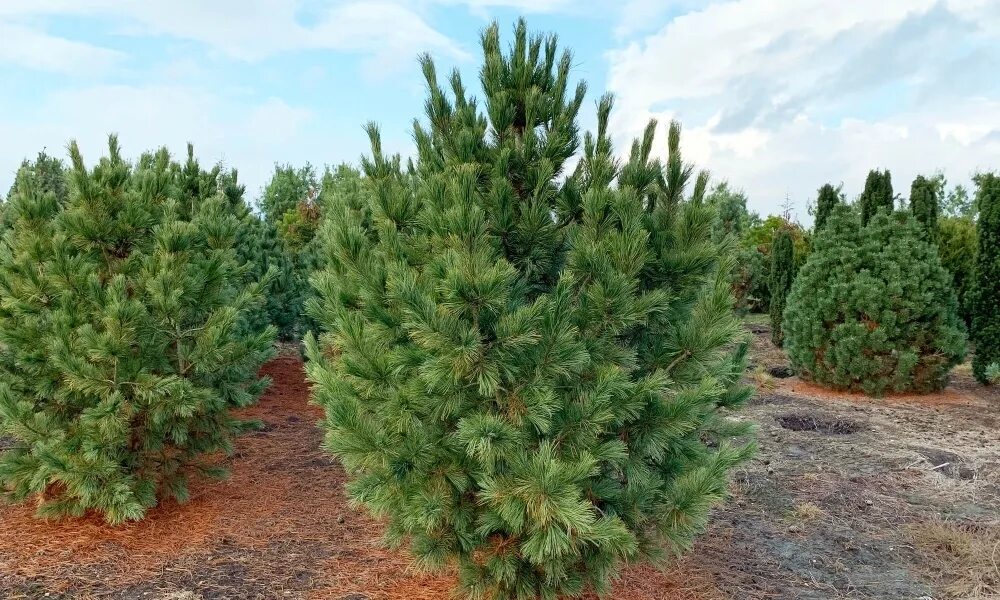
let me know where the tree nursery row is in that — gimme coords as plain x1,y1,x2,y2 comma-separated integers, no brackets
0,20,997,600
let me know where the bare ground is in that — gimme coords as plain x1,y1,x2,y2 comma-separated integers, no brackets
711,320,1000,599
1,327,999,600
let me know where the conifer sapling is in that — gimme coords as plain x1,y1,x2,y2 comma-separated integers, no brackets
784,205,965,395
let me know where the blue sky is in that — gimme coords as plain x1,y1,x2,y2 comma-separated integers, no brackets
2,0,999,220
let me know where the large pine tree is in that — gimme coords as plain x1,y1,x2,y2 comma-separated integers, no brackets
307,21,753,599
971,173,1000,384
0,138,275,524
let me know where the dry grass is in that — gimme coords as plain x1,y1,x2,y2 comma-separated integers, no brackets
792,502,825,522
750,366,777,392
908,519,1000,599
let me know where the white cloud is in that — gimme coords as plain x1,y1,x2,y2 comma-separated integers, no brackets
0,22,123,74
606,0,1000,221
0,1,467,68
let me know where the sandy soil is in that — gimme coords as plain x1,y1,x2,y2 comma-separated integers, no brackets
1,326,998,600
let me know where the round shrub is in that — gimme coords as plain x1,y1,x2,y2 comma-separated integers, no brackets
783,205,965,395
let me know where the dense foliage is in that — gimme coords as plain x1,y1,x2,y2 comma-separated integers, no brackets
813,183,840,233
859,169,894,226
783,205,965,395
0,138,275,524
768,228,795,347
259,163,324,339
707,183,751,242
971,173,1000,384
909,175,938,241
306,21,753,599
738,216,810,313
937,216,977,325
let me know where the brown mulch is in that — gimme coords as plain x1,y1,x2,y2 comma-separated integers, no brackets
776,376,990,409
0,355,721,600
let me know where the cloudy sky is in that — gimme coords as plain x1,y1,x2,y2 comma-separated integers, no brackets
2,0,998,221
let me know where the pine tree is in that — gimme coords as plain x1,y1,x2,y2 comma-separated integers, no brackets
306,21,752,599
971,173,1000,384
859,169,894,226
813,183,840,233
0,137,275,524
784,205,965,395
769,228,795,346
910,175,938,241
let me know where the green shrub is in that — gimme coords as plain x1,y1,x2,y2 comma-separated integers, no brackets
783,205,965,395
769,228,795,346
972,173,1000,384
937,216,977,325
0,138,275,524
306,21,752,599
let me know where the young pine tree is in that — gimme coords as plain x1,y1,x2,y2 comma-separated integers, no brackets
768,228,795,347
784,205,965,395
971,173,1000,384
813,183,840,233
910,175,938,241
307,21,753,600
0,138,275,524
859,169,894,226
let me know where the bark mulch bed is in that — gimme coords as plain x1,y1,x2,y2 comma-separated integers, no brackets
0,354,720,600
